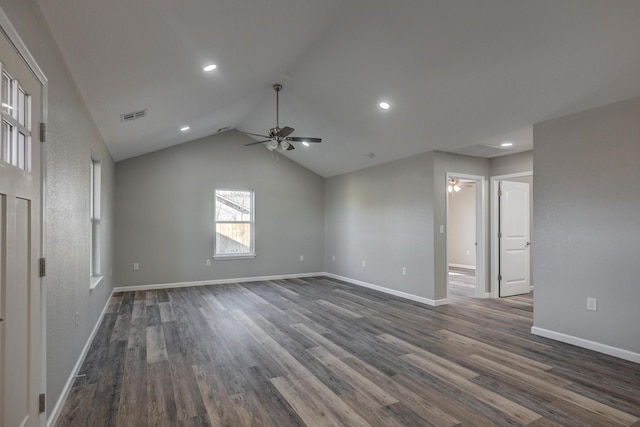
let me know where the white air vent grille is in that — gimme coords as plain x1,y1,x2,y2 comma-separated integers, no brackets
120,109,147,122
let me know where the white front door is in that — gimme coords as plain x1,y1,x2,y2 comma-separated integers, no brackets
0,23,44,427
499,180,530,297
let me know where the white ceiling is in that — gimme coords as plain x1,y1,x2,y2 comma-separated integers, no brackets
37,0,640,177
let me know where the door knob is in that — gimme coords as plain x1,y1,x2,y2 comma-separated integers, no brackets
525,241,531,247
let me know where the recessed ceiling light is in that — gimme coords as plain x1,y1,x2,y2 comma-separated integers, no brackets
203,64,217,72
180,126,190,132
379,101,390,110
501,141,514,147
302,141,310,147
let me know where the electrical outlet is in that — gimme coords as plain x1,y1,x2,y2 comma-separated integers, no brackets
206,259,211,266
362,260,366,268
133,262,139,271
299,255,304,261
402,267,407,276
587,297,597,311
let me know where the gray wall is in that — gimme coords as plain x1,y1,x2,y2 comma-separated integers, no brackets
325,152,436,299
490,150,533,176
533,97,640,354
115,131,324,286
448,185,476,267
0,0,115,414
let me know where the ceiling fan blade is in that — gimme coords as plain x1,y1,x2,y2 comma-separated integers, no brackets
285,143,295,151
276,126,295,138
244,140,270,146
239,131,271,139
286,137,322,143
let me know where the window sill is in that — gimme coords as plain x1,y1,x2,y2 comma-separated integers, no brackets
213,254,256,261
90,275,104,290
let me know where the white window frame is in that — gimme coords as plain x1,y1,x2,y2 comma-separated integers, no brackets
0,64,31,172
90,158,103,289
214,189,256,260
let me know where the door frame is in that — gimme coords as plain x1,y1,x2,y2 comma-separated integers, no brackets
0,7,49,425
445,172,486,298
490,171,532,298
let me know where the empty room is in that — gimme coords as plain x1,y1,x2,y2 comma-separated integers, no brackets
1,1,639,426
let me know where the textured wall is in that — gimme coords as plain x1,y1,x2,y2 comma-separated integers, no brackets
0,0,115,415
114,131,325,286
325,152,436,299
533,97,640,354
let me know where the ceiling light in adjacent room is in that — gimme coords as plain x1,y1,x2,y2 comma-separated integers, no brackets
180,126,190,132
379,101,390,110
203,64,217,72
501,141,514,147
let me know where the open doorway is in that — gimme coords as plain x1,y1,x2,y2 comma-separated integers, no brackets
445,173,486,302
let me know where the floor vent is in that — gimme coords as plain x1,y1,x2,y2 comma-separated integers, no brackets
120,109,147,122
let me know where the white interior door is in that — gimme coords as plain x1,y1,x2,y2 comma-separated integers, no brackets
0,24,44,427
499,180,530,297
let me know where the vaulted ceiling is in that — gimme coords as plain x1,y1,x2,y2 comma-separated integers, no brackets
37,0,640,177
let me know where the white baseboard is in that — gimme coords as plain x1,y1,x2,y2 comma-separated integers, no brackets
448,263,476,270
47,289,114,427
324,273,448,307
531,326,640,364
113,272,325,293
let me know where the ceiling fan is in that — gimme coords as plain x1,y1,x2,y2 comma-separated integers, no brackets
448,178,475,193
240,84,322,151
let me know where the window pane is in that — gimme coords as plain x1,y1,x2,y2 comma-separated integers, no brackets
17,132,25,170
215,190,252,222
17,87,25,126
216,223,252,254
2,73,12,116
3,120,14,166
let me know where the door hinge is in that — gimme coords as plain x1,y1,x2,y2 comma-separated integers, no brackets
498,232,502,239
39,258,46,277
40,122,46,142
498,189,502,197
39,393,46,413
498,274,502,282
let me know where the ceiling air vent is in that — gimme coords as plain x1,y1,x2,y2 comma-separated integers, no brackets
120,109,147,122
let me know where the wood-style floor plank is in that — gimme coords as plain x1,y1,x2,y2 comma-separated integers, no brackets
56,275,640,426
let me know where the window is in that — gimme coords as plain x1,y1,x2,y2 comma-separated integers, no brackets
0,66,31,171
90,158,102,288
214,189,255,259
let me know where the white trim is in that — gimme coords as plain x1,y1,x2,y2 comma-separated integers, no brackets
324,273,448,307
89,275,104,290
113,272,325,292
445,172,487,299
531,327,640,364
490,171,533,298
448,263,476,270
47,290,114,427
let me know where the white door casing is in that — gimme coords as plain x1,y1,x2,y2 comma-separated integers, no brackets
499,180,531,297
0,14,46,427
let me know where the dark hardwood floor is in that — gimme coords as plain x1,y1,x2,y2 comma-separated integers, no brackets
56,277,640,426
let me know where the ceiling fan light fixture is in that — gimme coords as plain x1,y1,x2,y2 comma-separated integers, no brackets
454,184,461,192
266,140,278,151
280,141,291,150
